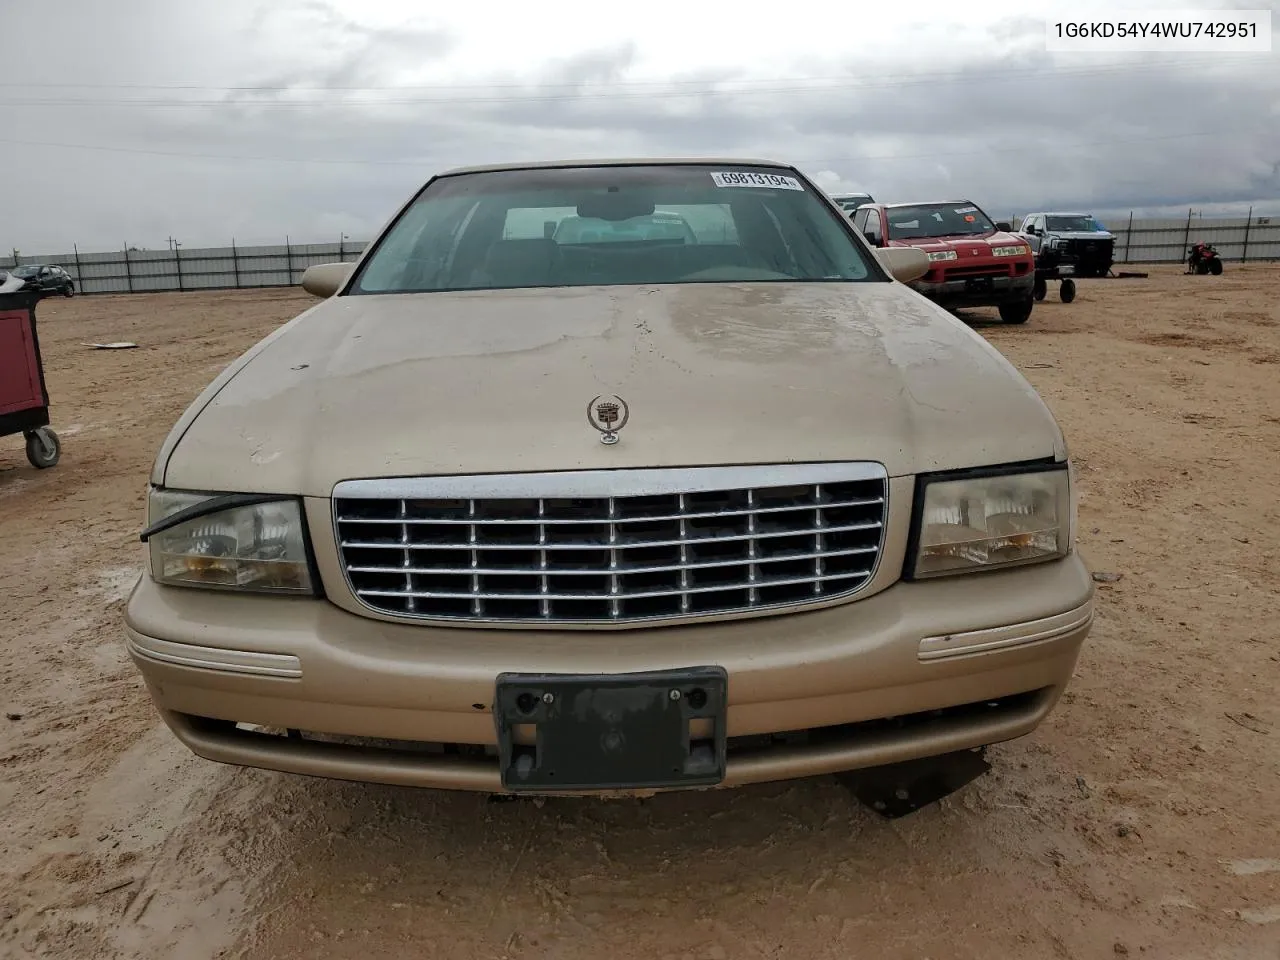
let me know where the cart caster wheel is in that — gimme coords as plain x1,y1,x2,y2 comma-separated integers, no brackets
1033,277,1047,301
1060,278,1077,303
25,428,61,469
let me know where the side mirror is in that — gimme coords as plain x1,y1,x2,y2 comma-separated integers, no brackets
863,231,879,246
301,262,354,298
875,247,929,284
995,221,1012,232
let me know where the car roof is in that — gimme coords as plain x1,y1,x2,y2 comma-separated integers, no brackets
436,157,795,177
1039,211,1096,217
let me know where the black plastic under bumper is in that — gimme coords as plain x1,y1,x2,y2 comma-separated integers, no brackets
910,273,1034,308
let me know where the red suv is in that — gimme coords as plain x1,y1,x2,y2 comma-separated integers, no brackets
852,201,1035,323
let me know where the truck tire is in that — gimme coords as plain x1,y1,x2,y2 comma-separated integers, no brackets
1033,277,1047,301
999,297,1033,324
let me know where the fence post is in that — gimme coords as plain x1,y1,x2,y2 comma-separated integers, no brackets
1241,206,1253,263
173,240,184,291
232,238,241,289
1181,207,1193,264
73,243,82,292
339,234,345,261
1123,211,1133,263
123,243,134,293
286,235,294,286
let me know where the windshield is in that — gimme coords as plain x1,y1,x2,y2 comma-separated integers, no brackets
885,203,997,240
833,194,872,212
12,265,38,278
351,164,877,294
1046,215,1105,232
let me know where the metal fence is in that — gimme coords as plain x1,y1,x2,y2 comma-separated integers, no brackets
5,239,369,295
7,210,1279,296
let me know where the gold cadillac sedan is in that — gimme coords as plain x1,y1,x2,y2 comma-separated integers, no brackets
124,158,1093,802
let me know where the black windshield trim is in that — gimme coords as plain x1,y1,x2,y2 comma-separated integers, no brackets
349,277,882,297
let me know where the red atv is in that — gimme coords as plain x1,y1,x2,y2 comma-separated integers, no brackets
1186,242,1223,275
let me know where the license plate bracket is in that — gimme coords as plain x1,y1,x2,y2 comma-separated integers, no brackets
964,276,995,292
494,666,728,792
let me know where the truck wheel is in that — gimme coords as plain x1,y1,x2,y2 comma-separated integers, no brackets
1033,277,1047,301
999,298,1034,324
1209,259,1223,275
25,428,61,469
1060,279,1077,303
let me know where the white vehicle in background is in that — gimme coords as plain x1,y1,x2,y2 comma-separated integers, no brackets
1017,212,1116,280
831,193,875,216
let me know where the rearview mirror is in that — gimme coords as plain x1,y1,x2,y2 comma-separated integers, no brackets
875,247,929,283
301,262,354,298
995,221,1012,232
576,193,655,222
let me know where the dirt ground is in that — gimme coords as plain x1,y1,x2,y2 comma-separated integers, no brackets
2,267,1278,960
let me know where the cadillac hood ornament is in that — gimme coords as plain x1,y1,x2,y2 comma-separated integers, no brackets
587,395,629,444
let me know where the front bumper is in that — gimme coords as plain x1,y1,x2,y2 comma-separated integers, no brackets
1038,241,1115,273
124,552,1094,794
909,272,1034,308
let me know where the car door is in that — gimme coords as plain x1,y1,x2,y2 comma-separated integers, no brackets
861,208,885,247
1021,216,1044,254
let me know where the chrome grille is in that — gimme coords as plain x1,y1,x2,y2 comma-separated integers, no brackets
333,464,887,625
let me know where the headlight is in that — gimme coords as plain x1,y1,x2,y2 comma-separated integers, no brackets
927,250,958,262
991,245,1029,257
144,489,316,594
908,465,1072,579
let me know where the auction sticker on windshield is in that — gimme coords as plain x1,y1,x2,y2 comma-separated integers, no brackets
710,171,804,190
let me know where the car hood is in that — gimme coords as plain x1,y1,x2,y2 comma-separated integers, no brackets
890,232,1025,255
157,282,1066,496
1048,230,1115,241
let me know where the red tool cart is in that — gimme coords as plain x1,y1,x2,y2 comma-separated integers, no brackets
0,288,62,468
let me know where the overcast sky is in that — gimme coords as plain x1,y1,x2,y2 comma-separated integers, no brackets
2,0,1277,252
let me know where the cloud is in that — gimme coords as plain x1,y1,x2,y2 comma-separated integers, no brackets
1,0,1277,252
809,171,871,197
